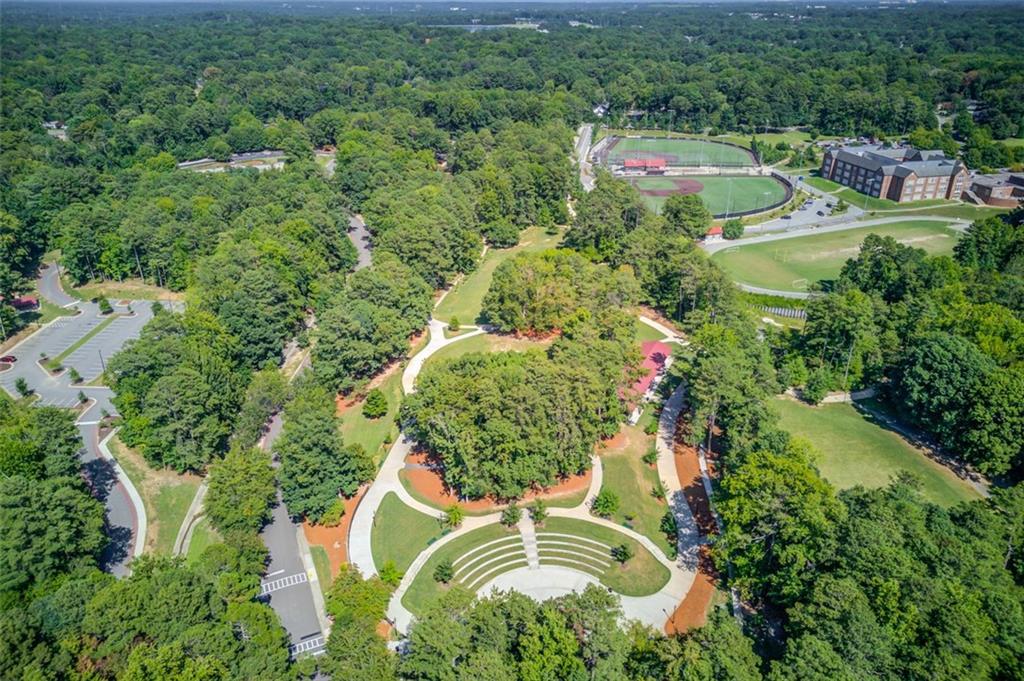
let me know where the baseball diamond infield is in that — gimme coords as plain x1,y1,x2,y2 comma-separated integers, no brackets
629,175,790,217
603,136,756,167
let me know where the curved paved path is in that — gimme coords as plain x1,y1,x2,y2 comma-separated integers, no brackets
365,320,702,634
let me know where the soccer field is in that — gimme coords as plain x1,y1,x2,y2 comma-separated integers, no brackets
606,137,754,167
711,220,960,291
631,175,788,217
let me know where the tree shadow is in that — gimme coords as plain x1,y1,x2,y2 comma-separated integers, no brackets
82,457,118,504
99,524,133,572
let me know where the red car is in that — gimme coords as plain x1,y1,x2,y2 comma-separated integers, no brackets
0,355,16,363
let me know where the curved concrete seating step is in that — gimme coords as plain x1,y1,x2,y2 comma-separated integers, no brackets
540,557,606,579
535,531,612,552
536,539,613,562
452,535,522,571
538,548,611,569
465,559,531,592
454,542,526,580
457,548,529,586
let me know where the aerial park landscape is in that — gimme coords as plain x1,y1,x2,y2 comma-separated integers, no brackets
1,2,1022,679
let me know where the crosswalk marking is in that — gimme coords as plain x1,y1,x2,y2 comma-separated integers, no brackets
260,571,308,595
289,636,325,656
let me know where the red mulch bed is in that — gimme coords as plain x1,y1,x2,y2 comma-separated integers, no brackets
402,450,592,512
303,485,367,575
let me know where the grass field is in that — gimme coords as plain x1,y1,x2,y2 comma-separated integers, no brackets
310,545,333,593
712,220,960,291
185,518,219,563
339,368,402,466
62,274,184,302
371,492,444,574
421,333,549,374
863,204,1009,222
598,425,672,555
630,175,788,216
403,523,521,615
606,137,754,167
435,226,563,325
109,435,201,555
774,397,980,507
804,176,844,193
539,517,670,596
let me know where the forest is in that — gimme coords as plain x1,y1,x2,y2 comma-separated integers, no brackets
1,1,1023,680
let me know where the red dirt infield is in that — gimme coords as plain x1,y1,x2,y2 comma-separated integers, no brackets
637,178,704,196
401,450,592,513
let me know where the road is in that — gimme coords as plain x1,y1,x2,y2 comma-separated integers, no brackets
575,123,595,192
0,268,156,575
348,215,373,271
259,413,328,658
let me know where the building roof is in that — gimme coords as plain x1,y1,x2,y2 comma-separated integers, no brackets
623,158,666,169
706,226,723,235
632,341,672,396
829,144,964,178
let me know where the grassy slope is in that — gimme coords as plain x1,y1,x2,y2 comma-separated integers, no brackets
109,436,201,555
403,523,520,615
598,425,672,555
434,226,563,325
370,491,444,574
185,518,219,563
339,368,402,467
711,220,960,291
539,517,670,596
774,397,979,507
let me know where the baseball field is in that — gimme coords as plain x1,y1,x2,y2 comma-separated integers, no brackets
629,175,789,217
605,136,755,167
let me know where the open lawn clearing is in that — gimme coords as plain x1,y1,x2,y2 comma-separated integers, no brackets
371,492,444,574
711,220,960,292
635,320,669,344
629,175,788,216
338,368,402,466
598,425,672,555
804,176,843,193
833,188,955,212
861,204,1009,221
62,275,184,302
434,226,563,325
108,435,201,555
402,523,521,616
185,517,219,563
773,397,980,507
1001,137,1024,148
421,333,550,374
539,517,670,596
606,136,753,167
310,545,333,593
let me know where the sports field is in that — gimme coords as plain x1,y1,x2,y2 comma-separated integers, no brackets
606,137,754,167
711,220,960,291
630,175,788,217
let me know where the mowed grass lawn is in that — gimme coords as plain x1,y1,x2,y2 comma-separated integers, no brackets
185,517,219,563
774,397,980,507
109,435,201,555
339,368,402,466
371,492,444,574
607,137,754,166
630,176,787,216
712,220,960,291
434,225,563,325
421,333,551,374
598,424,672,555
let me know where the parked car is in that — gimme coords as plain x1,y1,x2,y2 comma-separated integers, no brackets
826,202,834,208
0,355,16,363
781,214,792,219
816,210,825,216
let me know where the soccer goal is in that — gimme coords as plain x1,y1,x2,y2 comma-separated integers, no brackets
791,278,808,290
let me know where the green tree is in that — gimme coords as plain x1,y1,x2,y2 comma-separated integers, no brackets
500,503,522,527
612,543,634,564
433,559,455,584
204,446,276,534
443,504,465,529
362,388,389,419
722,219,744,240
663,193,713,240
591,489,620,518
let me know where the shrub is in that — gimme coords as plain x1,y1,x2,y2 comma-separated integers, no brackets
14,377,30,397
443,504,464,529
500,503,521,527
612,543,634,565
78,390,87,404
642,446,658,466
448,316,460,332
591,489,619,518
530,499,548,526
362,389,388,419
68,367,82,384
433,559,454,584
643,418,659,436
722,219,744,240
379,560,402,587
651,481,666,500
320,498,347,527
97,298,113,315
